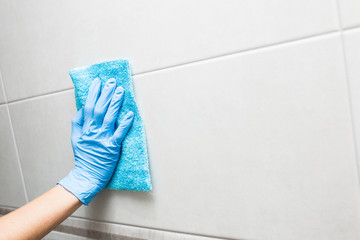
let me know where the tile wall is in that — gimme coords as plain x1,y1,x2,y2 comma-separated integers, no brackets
1,0,360,239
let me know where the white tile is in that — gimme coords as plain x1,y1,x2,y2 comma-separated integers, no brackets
339,0,360,28
0,106,27,207
79,34,360,240
10,33,360,239
9,90,76,200
0,0,339,101
344,28,360,173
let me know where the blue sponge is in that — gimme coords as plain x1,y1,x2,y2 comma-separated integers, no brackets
69,59,152,191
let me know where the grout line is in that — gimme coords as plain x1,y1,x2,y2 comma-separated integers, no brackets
53,226,143,240
0,205,236,240
343,24,360,31
0,70,29,203
134,29,339,77
0,204,16,211
7,87,75,105
4,27,360,107
335,0,360,192
67,215,238,240
7,29,340,106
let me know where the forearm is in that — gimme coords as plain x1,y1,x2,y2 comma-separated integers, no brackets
0,79,133,239
0,185,82,240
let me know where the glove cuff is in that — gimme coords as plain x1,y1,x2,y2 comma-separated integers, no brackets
57,168,102,205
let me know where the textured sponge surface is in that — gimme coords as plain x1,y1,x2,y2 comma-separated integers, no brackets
69,59,152,191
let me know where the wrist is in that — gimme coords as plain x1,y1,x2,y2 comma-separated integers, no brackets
57,168,102,205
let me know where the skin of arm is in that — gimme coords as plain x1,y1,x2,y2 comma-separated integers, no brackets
0,185,82,240
0,78,134,240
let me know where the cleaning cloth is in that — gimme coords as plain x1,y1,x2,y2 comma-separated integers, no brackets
69,59,152,191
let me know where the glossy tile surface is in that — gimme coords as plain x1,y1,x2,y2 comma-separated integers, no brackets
0,106,27,207
339,0,360,28
9,91,76,200
344,29,360,170
0,0,338,101
10,34,360,239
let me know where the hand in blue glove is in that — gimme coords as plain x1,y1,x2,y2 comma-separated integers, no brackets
58,78,134,205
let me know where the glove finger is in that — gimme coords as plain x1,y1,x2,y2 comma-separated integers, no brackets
110,111,134,146
102,86,124,133
93,78,117,127
71,108,84,139
83,78,101,132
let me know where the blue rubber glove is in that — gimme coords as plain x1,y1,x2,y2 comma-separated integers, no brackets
58,78,134,205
